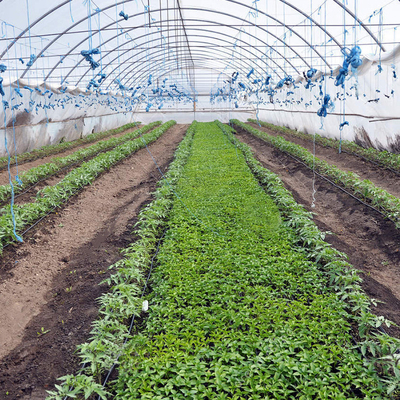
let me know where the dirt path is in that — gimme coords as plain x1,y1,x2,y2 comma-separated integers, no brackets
247,122,400,199
236,130,400,339
0,124,188,400
0,125,143,186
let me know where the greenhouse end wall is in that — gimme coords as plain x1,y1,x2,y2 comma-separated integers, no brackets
0,81,252,157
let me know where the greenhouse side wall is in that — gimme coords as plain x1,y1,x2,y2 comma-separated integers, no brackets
257,46,400,152
0,82,138,157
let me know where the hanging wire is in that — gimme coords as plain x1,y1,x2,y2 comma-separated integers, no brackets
310,0,317,209
3,101,23,243
339,0,346,154
10,24,23,186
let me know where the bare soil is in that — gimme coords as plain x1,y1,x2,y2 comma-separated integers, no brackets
247,122,400,199
0,124,188,400
2,126,157,208
236,128,400,339
0,125,143,186
1,121,400,399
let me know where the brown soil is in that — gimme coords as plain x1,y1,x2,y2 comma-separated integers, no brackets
3,126,156,208
236,128,400,339
0,124,188,400
248,122,400,199
0,125,143,186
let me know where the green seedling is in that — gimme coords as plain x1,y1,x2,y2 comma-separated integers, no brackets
37,327,50,336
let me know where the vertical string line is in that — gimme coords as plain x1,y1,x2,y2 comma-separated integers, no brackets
311,0,317,209
11,24,23,185
339,0,346,154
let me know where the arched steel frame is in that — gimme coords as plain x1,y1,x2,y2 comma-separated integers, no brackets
0,0,386,90
16,4,333,79
70,23,304,88
108,48,264,93
73,32,292,92
51,12,307,87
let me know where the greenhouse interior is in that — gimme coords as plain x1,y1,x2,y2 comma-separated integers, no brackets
0,0,400,399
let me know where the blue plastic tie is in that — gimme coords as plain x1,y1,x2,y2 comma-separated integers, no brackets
0,77,5,96
119,10,129,20
317,94,331,118
97,73,106,83
247,68,254,79
335,46,362,87
26,54,36,67
81,48,100,70
306,68,317,79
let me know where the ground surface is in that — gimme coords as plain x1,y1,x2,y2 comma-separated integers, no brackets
237,124,400,338
1,121,400,398
0,125,143,186
0,124,188,400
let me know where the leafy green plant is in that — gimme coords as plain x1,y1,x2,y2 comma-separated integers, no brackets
46,122,197,400
0,121,175,254
233,119,400,228
0,121,142,170
248,118,400,172
219,120,400,396
37,327,50,336
0,121,161,205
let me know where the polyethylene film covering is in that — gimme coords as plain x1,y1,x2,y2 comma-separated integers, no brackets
0,0,399,155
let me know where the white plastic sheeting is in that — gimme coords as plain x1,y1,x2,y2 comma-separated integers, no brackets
257,46,400,151
0,0,398,155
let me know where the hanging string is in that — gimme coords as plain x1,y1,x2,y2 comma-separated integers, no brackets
393,27,397,81
11,24,23,185
339,0,347,154
377,8,383,74
69,0,74,22
3,101,23,243
310,0,317,209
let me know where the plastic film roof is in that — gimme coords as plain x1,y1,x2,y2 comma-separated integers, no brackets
0,0,398,98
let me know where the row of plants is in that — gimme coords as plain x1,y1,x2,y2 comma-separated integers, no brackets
0,120,176,254
46,122,197,400
248,118,400,172
0,121,141,170
0,121,161,205
218,120,400,397
233,120,400,228
107,122,395,398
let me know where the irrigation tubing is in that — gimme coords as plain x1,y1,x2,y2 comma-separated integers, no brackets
279,150,398,226
340,148,400,178
247,140,398,341
248,122,400,178
237,125,399,227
